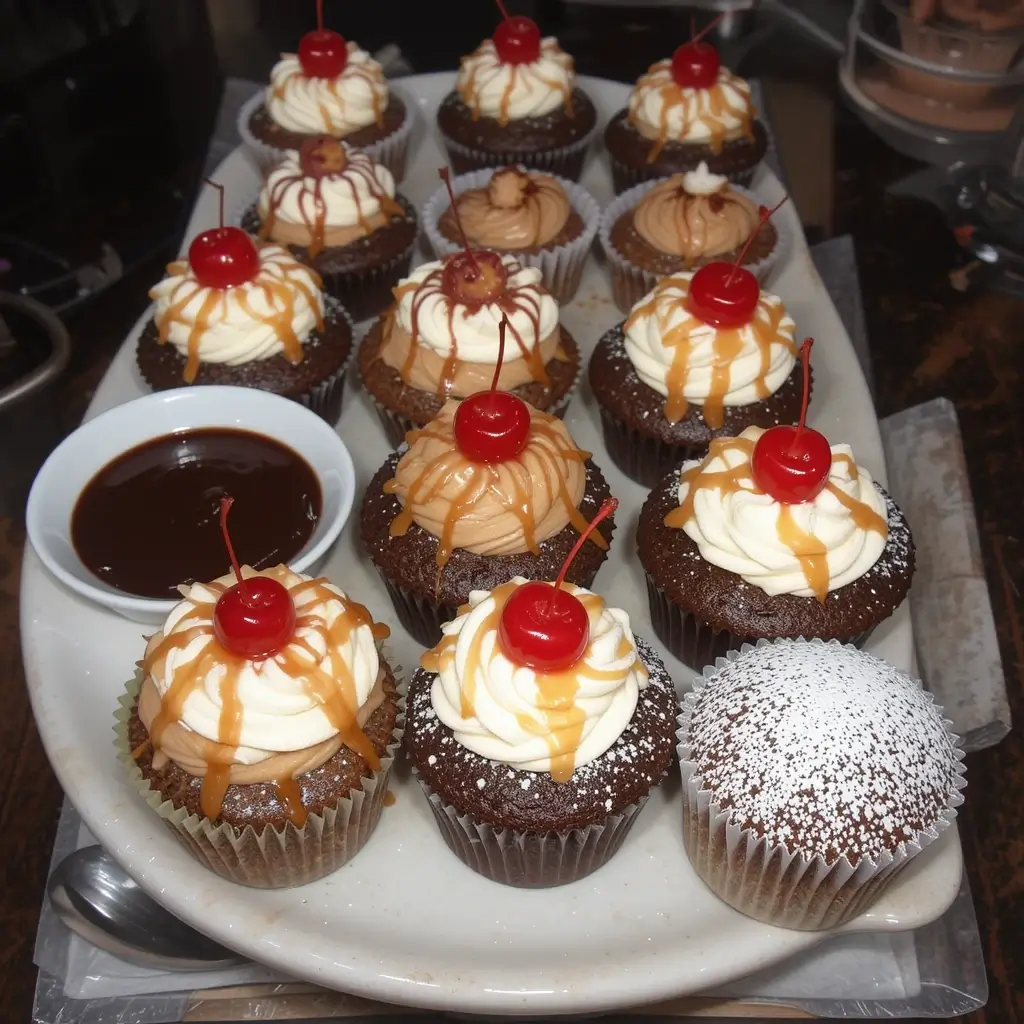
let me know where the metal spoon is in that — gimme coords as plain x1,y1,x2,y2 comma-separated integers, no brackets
47,845,245,971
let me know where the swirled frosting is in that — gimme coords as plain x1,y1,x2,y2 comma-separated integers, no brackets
628,62,756,158
149,243,324,383
266,46,388,136
666,428,889,600
623,271,797,427
632,167,761,262
384,398,596,564
456,38,574,124
420,578,648,780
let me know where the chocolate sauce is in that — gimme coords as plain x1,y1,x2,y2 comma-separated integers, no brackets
72,428,321,599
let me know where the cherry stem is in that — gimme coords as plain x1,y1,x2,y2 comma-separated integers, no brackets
316,0,323,33
788,338,814,452
205,178,226,230
495,0,512,23
547,498,619,613
219,496,244,586
692,12,726,44
725,194,788,287
439,167,480,275
491,315,509,393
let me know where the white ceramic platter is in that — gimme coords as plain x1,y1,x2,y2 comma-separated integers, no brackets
22,73,962,1015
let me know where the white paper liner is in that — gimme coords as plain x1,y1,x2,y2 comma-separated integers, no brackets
599,176,785,314
421,168,600,303
113,645,405,890
675,638,967,931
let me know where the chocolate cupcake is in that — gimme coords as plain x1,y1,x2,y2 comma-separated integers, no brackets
600,165,782,312
361,397,614,646
358,253,580,447
423,166,599,303
638,427,916,671
138,238,354,425
240,137,417,322
589,270,803,486
405,574,678,887
604,39,768,194
114,564,404,889
436,14,598,181
678,639,965,929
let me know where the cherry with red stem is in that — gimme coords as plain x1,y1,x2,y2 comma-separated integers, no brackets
498,499,618,673
493,0,542,65
188,180,261,290
438,167,508,305
750,338,831,504
213,497,297,659
671,13,726,90
298,0,348,79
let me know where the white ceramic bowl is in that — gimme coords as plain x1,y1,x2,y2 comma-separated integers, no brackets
26,386,356,625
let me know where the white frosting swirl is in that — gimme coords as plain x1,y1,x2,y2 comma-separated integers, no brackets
456,38,573,122
678,427,888,597
429,578,646,772
396,255,559,365
681,161,729,195
266,46,388,135
147,568,380,763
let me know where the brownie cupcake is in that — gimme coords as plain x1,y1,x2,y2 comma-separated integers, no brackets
436,13,598,181
678,639,966,929
240,137,417,322
589,270,803,486
405,573,678,887
423,166,599,303
114,564,404,889
361,397,615,646
138,236,354,425
604,38,768,194
238,25,412,178
638,426,916,671
600,165,783,312
358,253,580,447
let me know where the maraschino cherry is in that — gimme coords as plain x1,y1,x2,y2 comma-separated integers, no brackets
213,497,296,660
498,499,618,673
298,0,348,78
299,134,348,177
493,0,542,64
751,338,832,504
438,168,508,304
188,180,260,290
671,14,725,89
454,315,531,463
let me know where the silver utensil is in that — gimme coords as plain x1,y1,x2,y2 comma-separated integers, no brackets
47,845,245,971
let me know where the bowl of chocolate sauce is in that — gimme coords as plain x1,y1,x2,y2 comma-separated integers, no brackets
27,386,355,623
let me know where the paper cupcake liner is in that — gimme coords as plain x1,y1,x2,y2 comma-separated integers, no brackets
298,299,356,425
610,151,756,196
597,407,705,489
422,169,599,303
599,177,784,314
675,639,967,930
113,648,406,890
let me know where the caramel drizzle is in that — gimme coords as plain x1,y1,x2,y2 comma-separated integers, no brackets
420,582,645,782
140,571,389,823
652,188,754,266
273,49,385,129
625,276,795,428
664,437,887,602
152,251,324,383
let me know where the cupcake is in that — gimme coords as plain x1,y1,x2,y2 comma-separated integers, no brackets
604,35,769,194
137,220,353,425
361,388,615,646
589,266,803,487
240,136,417,322
404,548,678,887
638,408,917,670
238,16,412,178
678,638,965,929
423,165,599,303
114,555,404,889
600,165,782,312
436,10,598,181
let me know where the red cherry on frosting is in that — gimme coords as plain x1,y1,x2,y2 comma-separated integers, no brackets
498,499,618,672
751,338,831,504
188,179,260,290
298,0,347,78
493,0,541,64
299,134,349,177
687,262,760,328
671,41,721,89
212,497,296,659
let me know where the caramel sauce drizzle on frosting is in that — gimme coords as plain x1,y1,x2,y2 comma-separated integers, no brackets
272,50,385,129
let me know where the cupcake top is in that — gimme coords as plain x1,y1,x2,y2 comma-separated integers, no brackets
137,565,390,822
420,577,648,780
258,140,403,258
266,43,388,136
378,254,561,398
683,639,964,864
457,37,575,125
631,165,762,263
623,272,797,426
149,242,324,383
384,398,598,566
666,427,890,600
